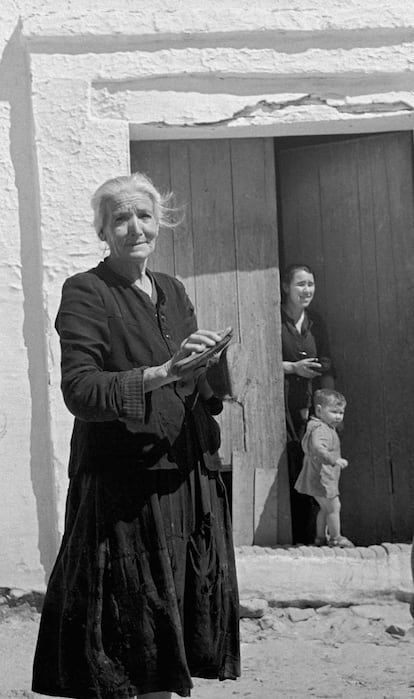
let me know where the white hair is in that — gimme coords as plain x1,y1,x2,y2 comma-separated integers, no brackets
91,172,176,239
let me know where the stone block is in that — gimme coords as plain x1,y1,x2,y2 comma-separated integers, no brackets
239,598,269,618
385,624,406,636
316,605,333,615
287,607,315,623
351,605,385,620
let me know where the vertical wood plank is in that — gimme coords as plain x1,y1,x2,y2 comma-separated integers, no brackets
130,141,175,276
372,133,414,540
188,140,241,468
353,136,393,543
188,140,239,328
276,451,293,545
232,451,254,546
169,141,196,303
231,138,284,471
254,467,278,546
231,138,284,545
277,146,327,302
215,344,248,466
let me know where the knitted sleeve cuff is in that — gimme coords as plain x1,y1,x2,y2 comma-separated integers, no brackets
119,368,146,422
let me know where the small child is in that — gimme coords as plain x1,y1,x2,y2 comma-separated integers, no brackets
294,388,354,548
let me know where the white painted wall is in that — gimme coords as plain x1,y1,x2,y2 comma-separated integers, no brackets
1,0,414,589
0,0,46,590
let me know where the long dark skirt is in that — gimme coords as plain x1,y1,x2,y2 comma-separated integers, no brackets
287,440,318,544
32,460,240,698
286,408,317,545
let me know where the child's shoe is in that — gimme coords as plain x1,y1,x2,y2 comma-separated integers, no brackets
328,536,354,548
313,536,328,546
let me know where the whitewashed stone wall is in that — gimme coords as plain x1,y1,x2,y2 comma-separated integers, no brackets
1,0,414,589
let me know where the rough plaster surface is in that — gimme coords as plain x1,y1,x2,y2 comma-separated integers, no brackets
0,1,47,590
1,1,414,587
28,34,414,135
0,100,43,590
31,77,130,533
30,44,414,78
19,1,414,38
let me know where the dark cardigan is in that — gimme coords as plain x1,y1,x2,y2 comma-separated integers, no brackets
56,260,221,476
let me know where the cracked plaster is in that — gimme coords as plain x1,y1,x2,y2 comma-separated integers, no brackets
91,89,414,129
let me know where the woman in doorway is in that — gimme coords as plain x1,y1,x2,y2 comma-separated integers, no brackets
32,172,240,699
281,263,335,545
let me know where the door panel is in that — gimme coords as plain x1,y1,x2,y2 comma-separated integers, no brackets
130,142,175,276
277,132,414,544
131,138,286,545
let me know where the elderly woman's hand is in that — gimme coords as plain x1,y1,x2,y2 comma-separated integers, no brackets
123,333,222,433
292,358,322,379
166,329,223,379
123,330,225,418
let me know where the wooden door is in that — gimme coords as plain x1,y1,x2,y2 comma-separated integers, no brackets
277,132,414,544
130,139,288,545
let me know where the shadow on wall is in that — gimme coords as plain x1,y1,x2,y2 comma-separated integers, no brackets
0,21,59,580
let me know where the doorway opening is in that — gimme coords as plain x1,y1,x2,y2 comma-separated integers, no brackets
275,131,414,544
130,131,414,545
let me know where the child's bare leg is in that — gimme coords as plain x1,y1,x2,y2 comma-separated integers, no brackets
326,497,341,539
314,496,341,540
316,506,327,540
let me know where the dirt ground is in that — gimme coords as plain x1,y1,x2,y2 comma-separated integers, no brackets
2,600,414,699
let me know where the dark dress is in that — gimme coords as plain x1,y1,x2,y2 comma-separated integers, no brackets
32,260,240,699
281,307,334,544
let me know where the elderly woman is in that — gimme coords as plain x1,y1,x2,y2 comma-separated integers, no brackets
281,263,335,545
32,173,240,699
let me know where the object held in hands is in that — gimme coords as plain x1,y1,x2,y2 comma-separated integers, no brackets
314,356,332,375
175,327,233,372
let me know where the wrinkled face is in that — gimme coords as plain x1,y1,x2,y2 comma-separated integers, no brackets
103,190,159,264
316,401,345,427
284,269,315,309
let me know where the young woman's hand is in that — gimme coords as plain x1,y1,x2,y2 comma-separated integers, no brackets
293,358,322,378
335,458,348,469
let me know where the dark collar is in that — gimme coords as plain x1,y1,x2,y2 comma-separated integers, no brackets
281,306,313,331
97,259,166,305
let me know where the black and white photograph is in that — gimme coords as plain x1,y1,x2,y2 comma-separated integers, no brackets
1,1,414,697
